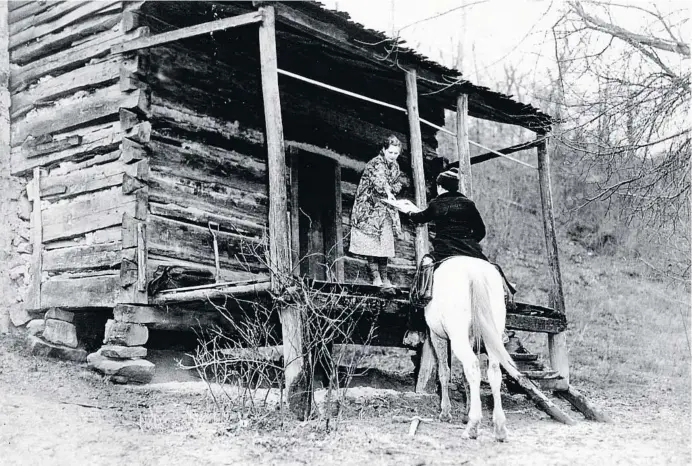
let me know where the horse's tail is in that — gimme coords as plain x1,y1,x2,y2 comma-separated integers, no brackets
469,266,521,379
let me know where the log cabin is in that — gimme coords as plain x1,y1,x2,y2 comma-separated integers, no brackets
4,0,605,422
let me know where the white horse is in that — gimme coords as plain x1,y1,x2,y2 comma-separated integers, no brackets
425,256,521,442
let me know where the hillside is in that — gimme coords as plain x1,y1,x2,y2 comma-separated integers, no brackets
1,242,689,465
507,239,690,396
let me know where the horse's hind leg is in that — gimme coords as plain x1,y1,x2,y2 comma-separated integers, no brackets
487,353,508,442
429,331,452,422
450,337,482,439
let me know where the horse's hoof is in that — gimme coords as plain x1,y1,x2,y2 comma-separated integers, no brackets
494,424,508,442
438,411,452,423
462,422,479,440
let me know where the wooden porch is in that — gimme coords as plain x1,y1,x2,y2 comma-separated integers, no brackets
148,279,567,347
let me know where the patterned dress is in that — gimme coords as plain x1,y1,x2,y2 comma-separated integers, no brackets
348,154,403,258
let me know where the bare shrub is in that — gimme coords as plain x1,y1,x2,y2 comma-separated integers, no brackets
187,234,380,431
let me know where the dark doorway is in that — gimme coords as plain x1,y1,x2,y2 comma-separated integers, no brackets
289,150,344,281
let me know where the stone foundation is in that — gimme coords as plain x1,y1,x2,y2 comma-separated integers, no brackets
43,319,79,348
25,309,87,363
27,335,88,362
87,305,155,384
87,351,154,384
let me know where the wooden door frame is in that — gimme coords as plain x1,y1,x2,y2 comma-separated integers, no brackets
288,147,344,282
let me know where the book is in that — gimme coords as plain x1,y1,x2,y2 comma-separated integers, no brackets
382,198,422,213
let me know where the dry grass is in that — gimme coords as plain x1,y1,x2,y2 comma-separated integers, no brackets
1,227,690,465
499,242,691,403
563,256,690,391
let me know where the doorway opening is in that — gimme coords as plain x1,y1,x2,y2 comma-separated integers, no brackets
289,150,344,282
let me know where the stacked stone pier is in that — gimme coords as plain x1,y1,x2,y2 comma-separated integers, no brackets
87,304,155,384
26,308,88,362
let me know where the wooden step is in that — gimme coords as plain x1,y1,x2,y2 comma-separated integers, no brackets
516,360,544,373
522,370,563,380
510,352,538,361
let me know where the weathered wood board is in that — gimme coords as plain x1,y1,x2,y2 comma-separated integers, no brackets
12,85,145,146
11,7,121,66
10,1,120,49
40,159,132,200
147,254,269,287
147,215,267,273
41,274,121,308
43,226,122,251
11,56,121,119
9,2,55,24
10,122,122,176
43,242,122,273
10,25,147,92
42,187,136,243
10,1,88,35
113,304,222,331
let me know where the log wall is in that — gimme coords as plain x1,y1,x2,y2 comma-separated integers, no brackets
144,49,424,285
143,42,272,285
7,1,444,311
136,2,445,287
8,2,149,309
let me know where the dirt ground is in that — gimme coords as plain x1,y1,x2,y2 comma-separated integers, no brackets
1,334,689,466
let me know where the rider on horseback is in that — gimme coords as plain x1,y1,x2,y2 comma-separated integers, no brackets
401,168,516,310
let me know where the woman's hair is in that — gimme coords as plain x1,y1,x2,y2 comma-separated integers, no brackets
381,135,402,152
436,168,460,192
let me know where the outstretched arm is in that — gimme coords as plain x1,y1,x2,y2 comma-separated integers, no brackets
406,202,436,224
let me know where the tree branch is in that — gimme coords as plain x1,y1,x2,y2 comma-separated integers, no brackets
569,1,690,57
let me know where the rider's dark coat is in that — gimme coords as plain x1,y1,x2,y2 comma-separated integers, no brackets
405,191,488,262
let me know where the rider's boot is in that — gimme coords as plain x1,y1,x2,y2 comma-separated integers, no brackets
419,255,434,301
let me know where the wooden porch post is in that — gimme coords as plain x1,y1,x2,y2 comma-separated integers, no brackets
27,168,43,311
289,150,301,276
536,132,569,389
455,94,472,198
404,69,430,260
259,5,307,416
406,69,437,394
0,1,9,331
259,5,291,287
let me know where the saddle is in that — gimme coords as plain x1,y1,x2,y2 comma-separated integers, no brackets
409,255,516,311
404,256,516,349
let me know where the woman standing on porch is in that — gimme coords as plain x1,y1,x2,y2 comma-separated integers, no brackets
348,135,404,287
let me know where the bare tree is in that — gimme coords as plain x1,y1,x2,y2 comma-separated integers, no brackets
552,1,690,232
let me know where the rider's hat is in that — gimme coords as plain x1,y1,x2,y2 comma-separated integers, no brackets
436,168,459,192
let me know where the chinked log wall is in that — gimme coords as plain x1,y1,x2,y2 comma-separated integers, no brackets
8,1,437,312
144,41,271,286
8,1,150,309
138,12,437,288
